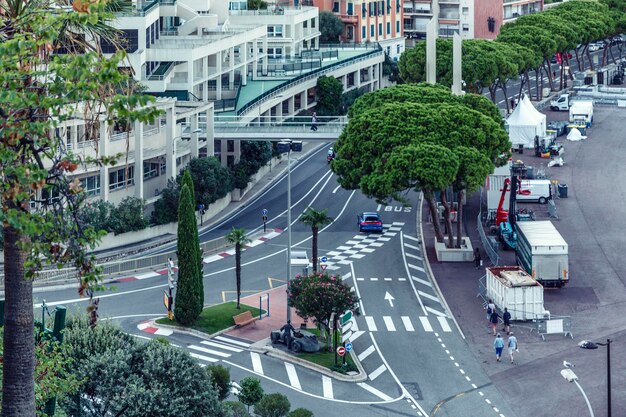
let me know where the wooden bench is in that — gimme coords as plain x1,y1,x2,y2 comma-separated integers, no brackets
233,311,258,327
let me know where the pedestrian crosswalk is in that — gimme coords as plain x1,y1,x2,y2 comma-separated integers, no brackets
361,315,452,333
188,335,250,366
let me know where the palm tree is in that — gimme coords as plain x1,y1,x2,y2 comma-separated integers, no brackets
226,228,251,309
300,207,333,272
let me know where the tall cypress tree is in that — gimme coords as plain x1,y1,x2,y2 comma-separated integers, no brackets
181,170,205,310
174,184,202,324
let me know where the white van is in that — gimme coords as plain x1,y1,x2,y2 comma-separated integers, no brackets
516,179,552,204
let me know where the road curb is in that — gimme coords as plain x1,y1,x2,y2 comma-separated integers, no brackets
149,319,238,340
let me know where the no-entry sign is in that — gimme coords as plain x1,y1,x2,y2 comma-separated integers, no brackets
337,346,346,356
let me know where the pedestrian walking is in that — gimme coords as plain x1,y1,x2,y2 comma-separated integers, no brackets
489,310,500,335
507,332,518,363
502,307,511,335
494,333,505,362
474,248,482,270
486,299,496,322
310,112,318,131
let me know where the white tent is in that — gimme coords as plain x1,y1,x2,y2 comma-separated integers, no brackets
566,127,586,141
506,95,547,148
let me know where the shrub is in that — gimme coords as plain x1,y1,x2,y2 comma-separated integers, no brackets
182,157,232,207
110,196,148,235
151,178,180,225
77,199,115,233
288,408,314,417
207,364,231,401
254,393,291,417
224,401,249,417
237,377,264,412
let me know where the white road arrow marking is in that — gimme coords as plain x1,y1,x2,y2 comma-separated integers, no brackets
384,291,395,307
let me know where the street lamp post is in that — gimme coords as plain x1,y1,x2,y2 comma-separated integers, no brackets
561,365,595,417
580,339,612,417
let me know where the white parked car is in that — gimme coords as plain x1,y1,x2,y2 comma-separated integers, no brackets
588,43,601,52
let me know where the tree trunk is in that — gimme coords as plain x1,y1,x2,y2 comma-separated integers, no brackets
534,68,541,100
236,243,241,309
455,190,464,249
545,61,554,91
574,47,583,72
424,191,444,243
312,227,318,273
1,226,36,417
488,83,497,103
501,81,510,114
585,46,594,71
440,191,454,249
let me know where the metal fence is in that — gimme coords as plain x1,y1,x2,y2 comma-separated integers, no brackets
477,189,500,266
533,315,574,341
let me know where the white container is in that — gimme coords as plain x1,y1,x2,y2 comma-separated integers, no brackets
486,266,545,321
516,221,569,287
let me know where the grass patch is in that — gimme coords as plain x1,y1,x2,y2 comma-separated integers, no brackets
156,302,265,335
296,328,357,374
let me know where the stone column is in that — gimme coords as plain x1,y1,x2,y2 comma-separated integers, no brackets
190,112,199,159
451,32,463,95
216,53,223,100
165,107,176,180
262,37,268,75
99,121,109,201
134,120,144,200
205,107,215,157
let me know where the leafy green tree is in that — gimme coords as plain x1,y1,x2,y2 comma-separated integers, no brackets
224,401,250,417
240,141,272,175
315,75,343,116
78,200,116,233
231,163,252,189
288,409,314,417
248,0,268,9
319,11,343,43
254,393,291,417
151,178,180,225
341,87,369,114
181,170,204,309
175,184,202,324
110,196,149,235
237,377,264,413
207,364,231,401
287,272,359,337
182,157,232,208
0,3,161,416
299,207,333,272
226,228,252,309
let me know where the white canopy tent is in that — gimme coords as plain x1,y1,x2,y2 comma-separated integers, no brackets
506,95,547,148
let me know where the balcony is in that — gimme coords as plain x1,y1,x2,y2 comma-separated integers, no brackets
339,14,358,24
404,8,432,15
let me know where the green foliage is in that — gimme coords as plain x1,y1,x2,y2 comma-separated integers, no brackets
300,207,333,272
181,157,232,207
151,178,180,225
315,75,344,116
181,170,204,308
77,199,116,234
207,364,232,401
61,319,224,417
224,401,250,417
288,408,314,417
248,0,268,9
254,393,291,417
174,185,203,324
237,377,264,412
287,272,359,327
319,11,343,42
226,228,251,308
231,163,252,190
341,87,369,114
110,196,149,235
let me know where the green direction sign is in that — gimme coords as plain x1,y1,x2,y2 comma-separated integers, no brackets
340,310,352,326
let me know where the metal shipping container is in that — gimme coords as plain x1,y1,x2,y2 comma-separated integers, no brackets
486,266,546,321
516,220,569,287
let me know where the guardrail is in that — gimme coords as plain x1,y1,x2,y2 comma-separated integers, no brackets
477,189,500,266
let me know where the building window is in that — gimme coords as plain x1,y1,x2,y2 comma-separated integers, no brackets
109,166,134,191
80,175,101,197
487,17,496,33
387,22,391,34
397,0,400,13
396,21,400,33
333,1,339,12
379,1,384,15
229,1,247,10
462,7,469,15
347,2,353,15
462,24,469,31
362,2,366,17
362,26,366,39
304,20,308,28
227,140,234,152
267,48,283,58
101,29,138,53
378,23,382,36
387,0,391,13
143,161,160,180
267,25,283,37
387,46,391,56
369,2,373,16
397,44,401,54
370,24,374,37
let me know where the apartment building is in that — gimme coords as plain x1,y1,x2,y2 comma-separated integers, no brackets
301,0,405,60
403,0,543,44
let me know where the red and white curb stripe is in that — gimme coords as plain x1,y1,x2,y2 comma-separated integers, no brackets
137,320,173,336
113,267,177,283
202,228,283,264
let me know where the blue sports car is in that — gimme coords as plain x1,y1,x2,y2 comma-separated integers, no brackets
357,212,383,233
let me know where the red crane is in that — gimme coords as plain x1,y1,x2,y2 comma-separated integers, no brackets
495,178,511,227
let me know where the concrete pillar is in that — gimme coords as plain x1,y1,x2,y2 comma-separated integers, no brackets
190,112,199,159
205,107,215,157
216,53,223,100
99,121,109,201
220,140,227,166
229,46,235,89
133,120,144,200
276,101,283,122
234,140,241,164
288,96,295,116
187,59,195,85
252,39,258,79
71,124,78,151
426,17,437,84
242,41,248,85
452,32,463,95
165,107,176,180
262,37,268,75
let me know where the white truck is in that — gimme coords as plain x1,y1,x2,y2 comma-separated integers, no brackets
515,221,569,287
485,266,545,321
516,179,553,204
550,93,571,111
569,100,593,127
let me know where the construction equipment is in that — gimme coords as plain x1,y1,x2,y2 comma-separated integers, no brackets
499,162,527,250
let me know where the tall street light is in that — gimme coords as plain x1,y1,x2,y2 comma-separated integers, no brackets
277,140,302,322
561,364,595,417
579,339,612,417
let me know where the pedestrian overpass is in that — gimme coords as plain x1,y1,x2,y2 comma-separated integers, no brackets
212,115,347,141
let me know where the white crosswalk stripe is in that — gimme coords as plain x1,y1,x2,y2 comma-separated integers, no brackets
189,345,232,358
251,352,264,375
365,316,378,331
285,363,301,390
437,316,452,332
418,290,441,303
357,383,394,401
358,345,376,361
200,340,243,352
322,376,334,399
368,364,387,381
382,316,396,331
187,337,248,364
214,335,251,348
401,316,415,331
189,352,219,363
420,316,434,332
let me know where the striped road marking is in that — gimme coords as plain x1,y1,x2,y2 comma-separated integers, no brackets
419,316,434,332
404,234,420,242
357,382,394,401
401,316,415,332
251,352,264,374
412,276,432,287
189,352,219,363
215,336,250,348
406,253,423,261
322,376,334,399
418,290,441,303
383,316,396,332
404,243,421,251
365,316,378,331
285,363,301,390
189,345,231,358
200,340,243,352
437,316,452,332
426,306,447,317
408,263,425,272
358,345,376,361
368,364,387,381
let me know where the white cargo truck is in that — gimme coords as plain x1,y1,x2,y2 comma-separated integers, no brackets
516,179,553,204
486,266,545,321
515,221,569,287
550,93,571,111
569,101,594,127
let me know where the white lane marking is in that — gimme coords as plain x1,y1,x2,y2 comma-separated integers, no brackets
384,277,392,281
343,272,352,280
322,376,334,399
408,263,425,272
200,340,243,353
357,382,394,401
358,345,376,361
368,364,387,381
404,234,419,242
437,316,452,332
135,271,160,279
426,306,447,317
406,253,423,261
365,316,378,331
383,316,396,332
154,328,173,336
370,277,379,281
214,336,251,348
485,399,491,405
189,345,231,358
350,254,365,259
403,243,421,251
189,352,219,363
346,240,360,245
370,242,384,247
459,369,465,374
39,283,169,307
251,352,264,374
332,185,341,193
285,363,301,390
337,246,351,250
398,277,406,281
401,316,415,332
361,248,376,253
479,391,484,396
349,330,365,342
419,317,433,332
465,376,471,382
412,276,432,287
204,254,223,263
418,290,441,303
357,278,365,281
472,383,478,389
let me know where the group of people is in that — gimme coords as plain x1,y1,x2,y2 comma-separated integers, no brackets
486,299,518,363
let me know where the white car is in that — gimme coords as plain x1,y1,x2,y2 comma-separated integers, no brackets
588,43,601,52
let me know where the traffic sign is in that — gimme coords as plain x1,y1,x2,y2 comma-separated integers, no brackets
345,342,353,352
337,346,346,356
340,310,353,326
321,256,328,263
262,208,268,216
320,264,328,271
